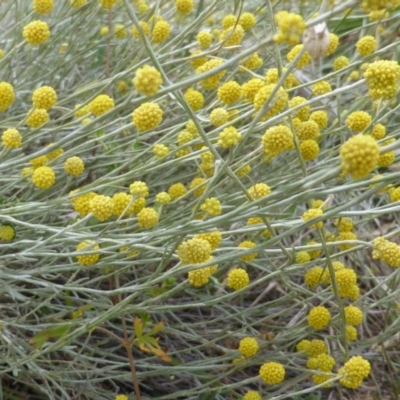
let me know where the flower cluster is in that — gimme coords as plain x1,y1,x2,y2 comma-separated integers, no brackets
273,11,306,45
133,65,163,97
238,337,259,358
261,125,294,157
23,20,50,45
372,236,400,267
339,356,371,389
259,362,285,385
363,60,400,99
132,102,163,131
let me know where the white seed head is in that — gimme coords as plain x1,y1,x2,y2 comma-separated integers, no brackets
302,22,330,59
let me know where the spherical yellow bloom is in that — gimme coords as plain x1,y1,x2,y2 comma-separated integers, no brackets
153,143,169,159
227,268,249,290
70,0,87,8
337,231,357,251
137,207,159,228
325,33,339,55
209,108,228,126
114,24,127,39
152,20,171,44
2,128,22,149
273,11,305,45
0,82,15,112
378,139,396,167
308,306,331,330
76,240,100,266
311,354,336,372
176,0,193,14
184,89,204,111
64,156,84,176
112,193,135,216
219,25,245,47
239,12,256,31
372,236,400,267
99,0,117,9
200,197,222,216
287,44,311,68
356,35,377,56
194,231,222,250
333,217,354,232
89,94,114,117
242,79,265,103
133,65,162,97
296,339,311,353
190,50,207,69
300,140,320,161
238,241,257,262
132,102,163,131
30,155,47,169
307,339,327,357
259,362,285,384
0,225,15,241
237,164,252,178
339,356,370,389
346,111,372,132
33,0,54,14
309,110,328,129
196,31,212,48
26,108,49,128
23,20,50,45
218,126,241,148
168,182,187,200
132,21,150,39
346,325,358,341
189,177,206,197
217,81,241,105
243,391,261,400
74,104,90,118
100,26,109,36
248,183,271,200
304,266,324,288
222,15,236,30
364,59,400,99
296,251,311,264
129,181,149,198
344,305,363,326
333,56,350,71
372,123,386,139
241,52,263,70
196,59,226,90
239,337,259,358
340,134,379,179
177,238,212,264
289,96,309,121
261,125,294,157
156,192,171,205
90,195,113,222
253,84,288,121
32,166,55,189
188,266,211,287
71,191,96,217
390,187,400,203
177,130,193,146
115,395,129,400
312,81,332,95
32,86,57,110
265,68,295,89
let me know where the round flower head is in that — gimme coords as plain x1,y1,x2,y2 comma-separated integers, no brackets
259,362,285,385
152,20,171,43
325,33,339,55
196,59,226,90
287,44,311,68
346,111,372,132
339,356,370,389
243,391,261,400
129,181,149,198
356,35,377,56
296,121,320,141
265,68,295,89
309,110,328,129
307,339,327,357
248,183,271,200
32,86,57,110
23,20,50,45
304,266,323,287
156,192,171,205
64,156,85,176
253,84,288,121
238,241,257,262
89,94,114,117
153,143,169,159
32,166,55,189
184,89,204,111
210,108,228,126
308,306,331,330
90,195,113,222
227,268,249,290
176,0,193,14
33,0,54,14
112,193,135,216
296,251,311,264
168,182,187,200
189,177,206,197
177,238,212,264
289,96,310,121
133,65,162,97
100,26,109,36
0,225,16,241
26,108,49,128
344,305,363,326
0,82,15,112
218,126,241,148
372,123,386,140
99,0,117,9
239,12,256,31
372,236,400,267
363,60,400,99
132,21,150,39
137,207,159,228
303,208,323,229
188,266,211,287
312,81,332,95
239,337,259,358
217,81,241,105
2,128,22,149
296,339,311,353
190,50,207,69
300,140,319,161
346,325,358,341
340,134,379,179
71,191,96,217
76,240,100,266
196,31,212,48
261,125,294,157
219,25,244,47
132,102,163,131
194,231,222,251
200,198,222,216
241,52,263,70
242,78,265,103
333,56,350,71
273,11,306,45
114,24,127,39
